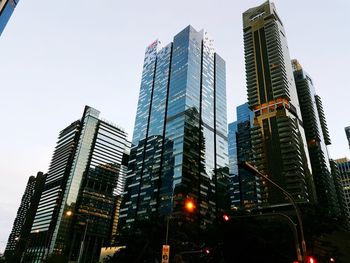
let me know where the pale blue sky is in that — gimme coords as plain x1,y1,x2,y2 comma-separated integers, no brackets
0,0,349,252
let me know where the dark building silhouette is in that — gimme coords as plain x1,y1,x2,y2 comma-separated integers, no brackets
330,159,349,223
335,158,350,223
23,106,130,263
4,172,46,262
119,25,229,228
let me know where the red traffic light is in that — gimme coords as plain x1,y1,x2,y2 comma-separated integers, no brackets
223,214,230,221
308,256,317,263
204,248,210,254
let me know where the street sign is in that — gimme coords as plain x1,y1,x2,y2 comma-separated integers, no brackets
162,245,170,263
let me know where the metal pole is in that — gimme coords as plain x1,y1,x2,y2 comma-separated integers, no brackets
165,216,170,245
78,219,89,263
232,213,302,262
243,162,307,263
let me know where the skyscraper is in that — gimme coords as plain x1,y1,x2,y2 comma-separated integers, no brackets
345,126,350,149
334,158,350,222
330,159,349,223
243,1,315,205
292,59,339,217
0,0,19,36
119,25,229,228
4,172,46,262
228,103,261,209
228,121,240,208
24,106,130,263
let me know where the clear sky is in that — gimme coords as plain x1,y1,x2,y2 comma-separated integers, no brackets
0,0,349,252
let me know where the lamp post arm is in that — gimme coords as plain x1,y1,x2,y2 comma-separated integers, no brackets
243,162,295,204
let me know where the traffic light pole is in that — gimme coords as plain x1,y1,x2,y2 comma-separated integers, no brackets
231,213,302,262
243,161,307,263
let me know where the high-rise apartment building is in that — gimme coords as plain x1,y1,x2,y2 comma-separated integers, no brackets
24,106,130,263
119,25,229,228
292,59,340,217
243,1,315,205
334,158,350,221
0,0,19,36
4,172,46,262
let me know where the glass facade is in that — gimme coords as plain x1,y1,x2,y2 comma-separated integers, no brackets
0,0,18,36
228,103,260,209
120,25,229,228
228,121,238,177
25,106,130,262
243,1,315,205
345,127,350,149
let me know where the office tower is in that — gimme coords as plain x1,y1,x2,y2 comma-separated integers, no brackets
334,158,350,222
228,121,240,208
236,103,261,209
0,0,19,36
228,122,238,177
4,172,46,262
119,25,229,228
228,103,261,209
345,127,350,149
24,106,130,263
242,1,315,205
292,59,340,216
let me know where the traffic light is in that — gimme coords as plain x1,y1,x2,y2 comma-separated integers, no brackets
203,248,210,255
222,214,230,221
307,256,317,263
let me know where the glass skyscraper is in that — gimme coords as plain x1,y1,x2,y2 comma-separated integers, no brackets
228,121,240,208
24,106,130,263
0,0,19,36
228,103,261,209
345,126,350,149
119,25,229,228
292,59,340,217
243,1,315,205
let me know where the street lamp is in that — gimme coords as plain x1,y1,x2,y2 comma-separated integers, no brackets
165,198,196,244
163,198,197,263
65,210,90,263
243,161,307,263
184,199,196,213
